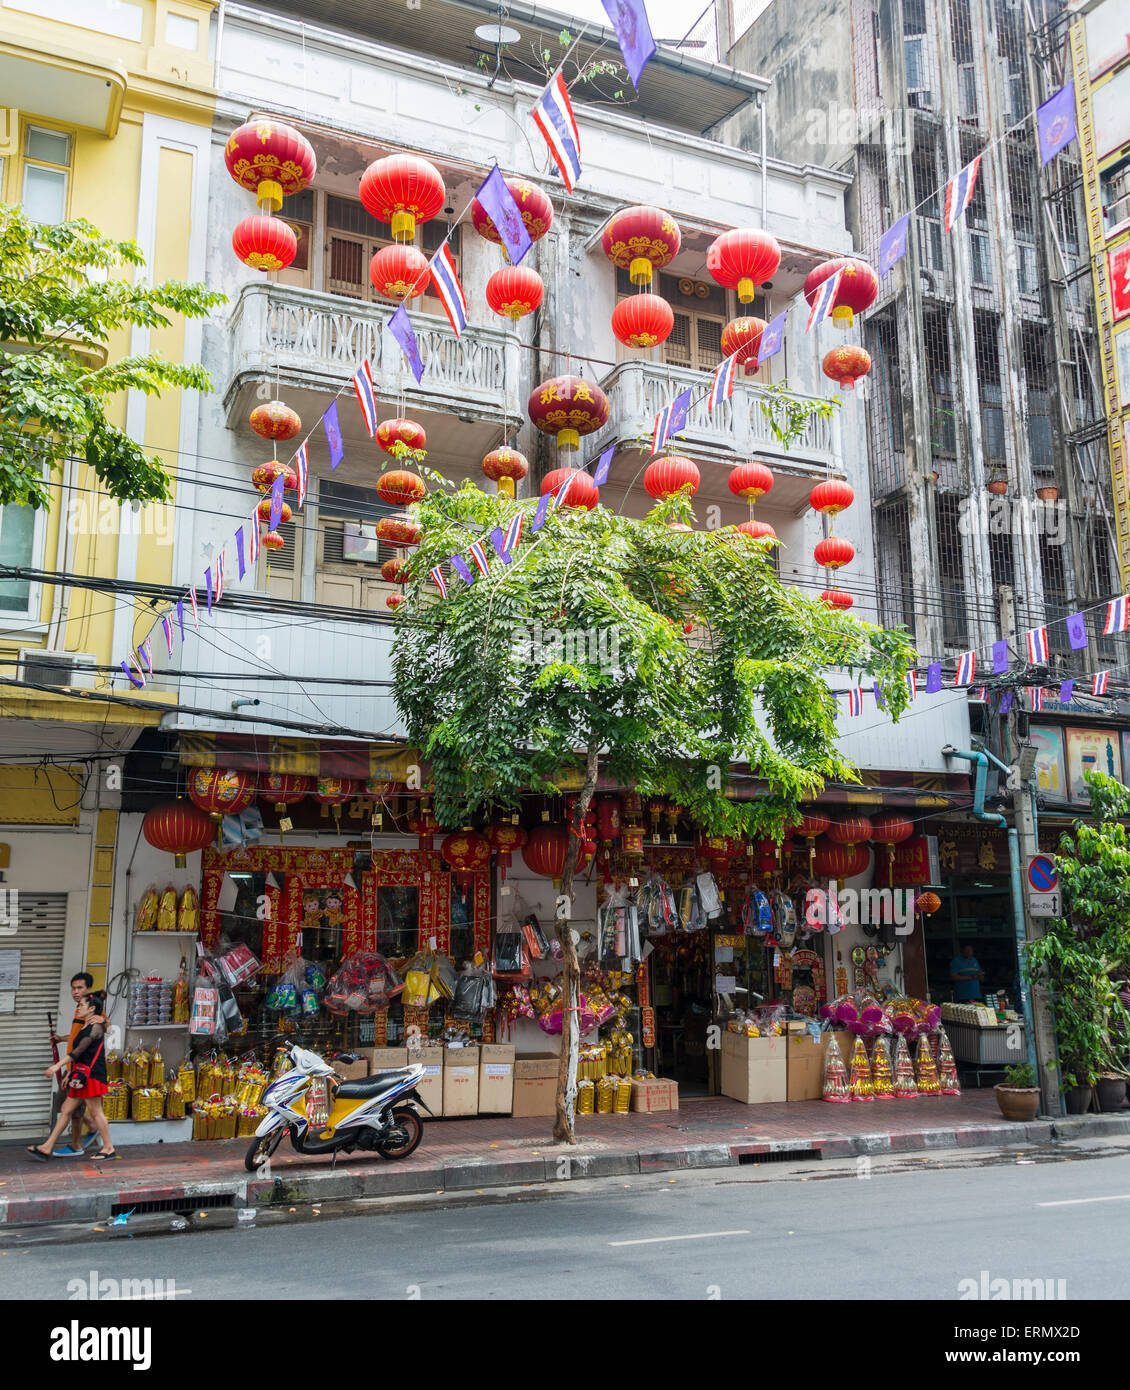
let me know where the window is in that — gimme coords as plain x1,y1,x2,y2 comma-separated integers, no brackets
0,503,38,616
970,232,993,287
278,189,315,279
323,192,459,320
22,125,71,225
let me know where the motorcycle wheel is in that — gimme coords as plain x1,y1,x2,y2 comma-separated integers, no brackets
377,1107,423,1160
244,1129,284,1173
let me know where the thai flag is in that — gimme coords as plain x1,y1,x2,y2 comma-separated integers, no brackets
503,510,523,557
1103,594,1129,634
140,637,153,674
430,242,467,338
188,586,199,630
805,268,843,333
708,353,739,412
972,686,987,703
847,687,863,716
944,154,982,233
353,360,378,437
651,388,691,456
468,540,491,577
905,669,917,701
554,471,577,508
1093,670,1109,696
294,441,308,509
162,614,174,655
1028,686,1044,712
215,550,225,604
430,565,449,599
532,68,582,193
1026,625,1049,663
248,514,260,565
955,650,976,685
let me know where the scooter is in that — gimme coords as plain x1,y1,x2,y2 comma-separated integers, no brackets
244,1039,430,1173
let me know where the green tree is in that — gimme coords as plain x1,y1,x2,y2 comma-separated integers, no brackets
0,206,224,509
393,472,916,1143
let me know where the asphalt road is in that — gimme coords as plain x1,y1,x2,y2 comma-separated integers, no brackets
4,1144,1130,1301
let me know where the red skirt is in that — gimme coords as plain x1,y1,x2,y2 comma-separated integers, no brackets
70,1078,109,1100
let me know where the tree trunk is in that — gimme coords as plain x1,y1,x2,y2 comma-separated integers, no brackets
552,741,600,1145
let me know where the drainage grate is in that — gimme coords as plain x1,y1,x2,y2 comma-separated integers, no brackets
110,1194,236,1217
735,1148,821,1165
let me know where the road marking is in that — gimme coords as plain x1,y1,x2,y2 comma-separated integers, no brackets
1037,1195,1130,1207
608,1230,750,1247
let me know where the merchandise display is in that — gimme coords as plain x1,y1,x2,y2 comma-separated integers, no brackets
822,1035,850,1102
893,1035,919,1099
936,1026,962,1096
848,1037,874,1101
915,1033,941,1095
870,1036,896,1100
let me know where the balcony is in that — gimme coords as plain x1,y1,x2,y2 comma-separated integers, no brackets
222,283,524,461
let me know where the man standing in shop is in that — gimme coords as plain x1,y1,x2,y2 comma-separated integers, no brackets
949,943,985,1002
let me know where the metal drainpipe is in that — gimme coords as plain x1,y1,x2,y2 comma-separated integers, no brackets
942,747,1039,1080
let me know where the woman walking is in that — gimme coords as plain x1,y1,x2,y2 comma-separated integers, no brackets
27,992,116,1161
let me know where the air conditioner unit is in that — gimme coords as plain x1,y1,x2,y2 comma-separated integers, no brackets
18,650,97,690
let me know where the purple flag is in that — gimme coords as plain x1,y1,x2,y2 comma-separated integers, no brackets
475,164,533,265
1059,679,1074,705
489,527,512,565
235,526,246,580
269,469,285,532
601,0,656,89
176,600,185,641
1066,611,1088,651
531,491,553,533
873,681,885,709
992,639,1008,674
878,214,910,277
756,310,787,369
204,566,213,613
925,661,942,694
592,445,614,488
1037,82,1077,165
324,401,344,470
998,691,1014,714
449,554,474,586
388,305,424,384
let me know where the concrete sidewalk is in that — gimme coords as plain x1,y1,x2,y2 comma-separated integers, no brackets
3,1090,1129,1229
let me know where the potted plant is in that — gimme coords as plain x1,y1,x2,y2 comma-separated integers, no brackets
986,467,1009,496
1036,484,1059,502
995,1062,1041,1121
1096,1071,1128,1112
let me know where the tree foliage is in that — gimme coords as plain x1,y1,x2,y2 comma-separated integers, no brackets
0,205,225,508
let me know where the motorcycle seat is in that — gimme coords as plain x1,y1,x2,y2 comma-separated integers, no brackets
335,1068,417,1100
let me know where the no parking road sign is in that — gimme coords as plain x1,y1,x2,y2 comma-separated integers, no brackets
1026,855,1060,918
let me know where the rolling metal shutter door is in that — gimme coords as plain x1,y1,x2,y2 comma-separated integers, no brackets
0,894,67,1136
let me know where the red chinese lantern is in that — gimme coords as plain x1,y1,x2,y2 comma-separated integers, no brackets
541,467,599,510
232,216,297,272
612,294,674,348
823,345,872,390
312,776,359,829
728,461,775,502
821,589,854,610
376,471,427,506
621,824,645,856
871,811,914,884
788,811,831,843
251,461,298,494
721,316,767,374
406,806,439,851
487,822,528,881
528,376,610,452
758,853,778,876
376,517,422,545
810,479,855,516
601,205,681,286
596,796,621,843
387,594,403,611
706,228,781,304
369,244,429,301
262,530,285,552
142,801,216,866
250,401,301,441
814,536,855,570
644,455,699,500
917,891,941,915
814,838,870,880
188,767,257,821
260,772,312,814
257,497,293,525
485,266,543,321
803,257,878,330
827,814,874,848
381,557,409,583
224,120,317,211
359,154,445,240
377,418,426,456
522,824,592,885
472,177,554,246
441,829,491,886
732,519,776,541
482,447,529,498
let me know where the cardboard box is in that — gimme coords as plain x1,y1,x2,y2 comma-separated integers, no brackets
331,1056,369,1081
478,1043,515,1114
514,1053,559,1080
630,1077,679,1113
720,1031,786,1104
442,1043,480,1117
361,1046,408,1075
786,1033,829,1101
511,1053,557,1117
407,1041,444,1115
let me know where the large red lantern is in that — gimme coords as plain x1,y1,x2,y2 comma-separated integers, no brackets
250,401,301,441
406,806,439,851
257,497,293,525
871,811,914,885
823,345,872,390
251,461,298,494
380,557,408,583
732,519,776,542
487,822,528,881
721,317,767,374
142,801,216,866
262,530,285,552
260,772,312,814
814,838,870,880
224,120,317,211
482,447,529,498
612,294,674,348
528,376,610,452
441,829,491,886
376,471,427,506
706,228,781,304
188,767,257,821
312,776,359,830
644,455,699,500
821,589,854,610
522,824,592,885
359,154,445,240
541,468,599,510
376,517,421,545
601,205,681,286
827,814,873,848
788,811,831,843
596,796,622,843
387,594,403,611
814,536,855,570
377,418,426,456
485,266,543,322
803,258,878,330
728,461,775,501
369,244,429,301
472,177,554,246
232,216,296,271
810,479,855,516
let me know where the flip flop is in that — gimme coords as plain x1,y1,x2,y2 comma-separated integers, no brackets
92,1150,119,1161
25,1146,51,1162
53,1145,84,1157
